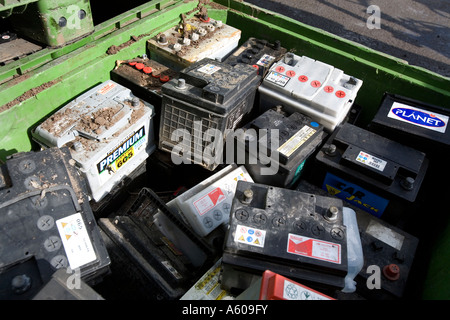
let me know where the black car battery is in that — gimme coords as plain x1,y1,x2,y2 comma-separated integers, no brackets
233,107,327,188
368,93,449,160
296,179,419,300
221,180,351,294
224,37,287,78
0,147,110,299
97,188,217,299
159,58,261,171
312,122,429,227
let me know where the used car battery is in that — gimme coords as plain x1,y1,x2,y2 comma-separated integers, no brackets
148,16,241,71
296,179,419,300
258,53,363,132
220,180,363,294
167,164,253,237
313,122,429,226
0,147,110,299
236,270,335,300
110,57,179,126
159,58,261,171
234,107,327,188
31,80,156,202
368,93,450,165
224,37,287,78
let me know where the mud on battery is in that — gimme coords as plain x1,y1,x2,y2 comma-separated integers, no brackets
234,107,327,188
148,16,241,71
159,58,261,171
258,53,363,132
313,122,429,226
31,80,156,202
221,180,351,294
0,147,110,299
224,37,287,77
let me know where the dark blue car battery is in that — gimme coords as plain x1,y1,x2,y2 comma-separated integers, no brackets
220,180,351,294
97,188,218,299
312,122,429,226
233,106,327,188
224,37,287,78
158,58,261,171
296,179,419,300
0,147,110,299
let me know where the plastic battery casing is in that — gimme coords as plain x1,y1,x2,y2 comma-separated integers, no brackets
159,58,261,171
221,181,349,293
32,80,156,202
296,179,419,299
224,37,287,77
258,53,363,132
368,93,450,162
168,164,253,237
0,147,110,298
236,270,335,300
314,122,429,223
148,18,241,71
234,108,327,188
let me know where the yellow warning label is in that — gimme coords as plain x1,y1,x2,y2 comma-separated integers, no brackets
254,239,260,245
238,235,245,241
326,184,341,196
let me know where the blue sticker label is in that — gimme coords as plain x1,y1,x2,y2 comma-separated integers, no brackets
322,172,389,217
391,107,446,128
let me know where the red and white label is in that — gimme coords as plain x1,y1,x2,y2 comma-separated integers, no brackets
98,82,116,95
193,188,226,216
287,233,341,264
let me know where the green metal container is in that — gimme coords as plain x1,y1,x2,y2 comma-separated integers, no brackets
0,0,449,299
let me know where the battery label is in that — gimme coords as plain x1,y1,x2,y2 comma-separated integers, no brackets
97,82,116,95
356,151,387,172
366,220,405,250
197,64,221,75
282,279,333,300
287,233,341,264
322,172,389,217
388,102,449,133
56,213,97,270
234,224,266,248
266,71,290,87
277,126,316,157
193,187,226,216
97,126,146,174
256,54,276,67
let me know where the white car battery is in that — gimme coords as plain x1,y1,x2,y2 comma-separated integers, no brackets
32,80,156,202
148,17,241,71
169,164,253,237
259,53,363,132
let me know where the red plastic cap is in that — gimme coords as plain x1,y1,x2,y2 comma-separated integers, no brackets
135,63,145,70
160,75,170,83
143,66,153,74
383,264,400,281
128,61,137,66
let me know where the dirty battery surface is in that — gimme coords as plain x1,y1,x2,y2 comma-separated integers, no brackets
32,80,156,202
159,58,261,171
221,180,349,293
0,147,110,299
148,16,241,71
314,122,429,225
224,37,287,77
235,107,327,188
258,53,363,132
